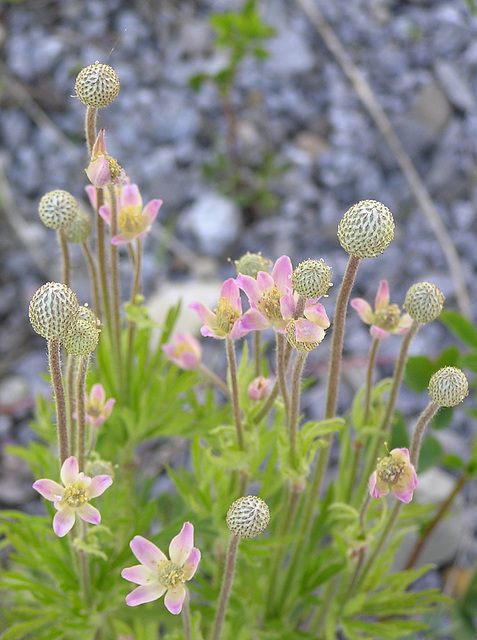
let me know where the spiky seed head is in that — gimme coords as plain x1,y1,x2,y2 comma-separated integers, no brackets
337,200,395,258
235,252,271,278
39,190,79,230
63,210,91,243
292,259,332,298
226,496,270,539
78,303,100,328
29,282,79,341
85,458,115,478
63,318,100,355
404,282,445,323
285,320,320,351
428,367,468,407
75,61,120,108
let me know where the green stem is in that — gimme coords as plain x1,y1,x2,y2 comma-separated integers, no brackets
76,354,90,471
289,351,308,470
363,337,380,425
48,339,69,467
276,332,291,424
126,240,141,390
182,591,193,640
211,534,240,640
95,190,112,336
108,184,124,393
225,336,244,450
253,331,262,377
409,401,439,468
57,229,70,286
81,240,101,317
85,106,98,156
66,354,76,457
199,364,231,398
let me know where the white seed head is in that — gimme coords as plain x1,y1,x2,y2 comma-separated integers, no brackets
404,282,445,323
63,210,91,243
285,320,320,351
226,495,270,539
75,61,120,108
29,282,79,341
235,252,271,278
337,200,395,258
428,367,469,407
78,303,100,328
63,318,100,355
39,190,78,230
292,259,332,298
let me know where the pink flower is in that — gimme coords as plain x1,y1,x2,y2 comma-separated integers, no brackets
351,280,413,339
84,384,116,427
121,523,201,614
369,447,418,504
85,129,125,188
236,255,296,331
32,456,112,537
99,183,162,245
190,278,246,340
162,333,202,370
248,376,271,401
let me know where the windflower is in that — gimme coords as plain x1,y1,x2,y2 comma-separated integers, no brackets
121,522,201,614
248,376,271,401
32,456,112,537
285,301,330,351
84,383,116,427
190,278,246,340
99,183,162,245
351,280,412,339
85,129,125,188
369,447,418,504
162,333,202,370
236,255,296,331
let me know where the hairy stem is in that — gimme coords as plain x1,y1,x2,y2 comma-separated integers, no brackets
108,184,124,392
182,591,193,640
289,351,308,470
363,337,380,425
85,106,98,156
66,354,76,457
211,534,240,640
57,229,70,286
81,240,101,317
225,336,244,450
76,354,90,471
276,332,291,424
48,339,69,467
409,401,439,468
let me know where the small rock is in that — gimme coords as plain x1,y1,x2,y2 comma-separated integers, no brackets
0,376,30,408
434,60,476,113
412,80,452,135
265,29,315,77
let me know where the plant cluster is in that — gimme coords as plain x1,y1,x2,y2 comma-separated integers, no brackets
0,57,474,640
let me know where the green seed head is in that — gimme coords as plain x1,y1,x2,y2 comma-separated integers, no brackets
63,318,100,355
337,200,395,258
404,282,445,323
292,259,332,298
63,210,91,243
226,495,270,539
428,367,468,407
235,252,271,278
78,304,100,329
39,190,78,230
29,282,79,341
285,320,320,351
75,61,120,108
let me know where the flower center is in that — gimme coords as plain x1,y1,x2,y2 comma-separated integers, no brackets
119,206,143,234
377,455,405,485
63,481,88,508
258,286,283,322
374,304,401,331
157,561,185,589
215,298,240,334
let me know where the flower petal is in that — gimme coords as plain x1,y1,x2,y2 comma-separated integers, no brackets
120,184,142,210
61,456,79,486
304,302,330,329
350,298,373,324
369,472,389,499
271,255,293,292
86,156,111,188
85,185,97,210
142,199,163,225
294,318,325,343
121,564,157,585
125,584,166,607
164,584,186,615
53,506,76,537
169,522,194,566
77,503,101,525
279,291,297,321
189,301,216,329
236,274,264,306
239,309,270,332
183,547,201,581
91,384,105,405
220,279,241,313
395,314,413,334
130,536,167,569
88,474,113,498
370,325,389,340
375,280,390,311
98,205,112,226
111,232,135,245
32,479,64,502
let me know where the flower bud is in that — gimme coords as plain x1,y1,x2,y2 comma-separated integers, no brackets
226,496,270,539
29,282,79,341
39,190,78,230
404,282,444,324
292,259,332,298
428,366,468,407
235,252,270,278
75,61,120,108
337,200,394,258
63,318,100,355
248,376,271,401
63,210,91,243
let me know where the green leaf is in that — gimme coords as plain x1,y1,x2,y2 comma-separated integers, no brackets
418,436,443,472
440,309,477,348
442,453,464,471
432,405,454,430
405,356,434,392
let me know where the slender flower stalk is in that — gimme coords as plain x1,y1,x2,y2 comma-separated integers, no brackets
80,240,101,316
57,229,71,286
66,354,77,456
200,364,231,397
211,534,240,640
182,591,193,640
76,355,90,471
225,336,244,450
289,351,308,469
49,339,69,467
108,184,124,391
363,337,380,425
253,331,262,377
276,332,291,424
95,189,112,335
85,107,98,156
409,402,439,469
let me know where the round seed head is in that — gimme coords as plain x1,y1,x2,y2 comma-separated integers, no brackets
29,282,79,341
39,190,79,230
78,304,100,329
337,200,395,258
404,282,445,323
226,496,270,539
428,366,468,407
235,252,271,278
85,458,115,479
292,259,332,298
75,61,120,108
285,320,320,351
63,318,100,355
63,210,91,243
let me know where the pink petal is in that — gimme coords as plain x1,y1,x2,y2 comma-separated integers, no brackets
189,301,216,329
395,314,413,334
61,456,79,486
220,279,241,313
32,479,64,502
86,156,111,188
88,474,113,498
125,584,166,607
111,232,135,245
92,128,107,156
169,522,194,566
120,184,143,210
350,298,374,324
229,320,248,340
370,326,389,340
164,585,186,615
393,447,411,462
369,472,389,499
393,486,414,503
85,185,97,210
279,291,297,321
239,309,270,332
200,326,225,340
130,536,167,569
121,564,157,585
53,506,76,537
103,398,116,416
294,318,325,343
77,503,101,525
98,205,112,226
374,280,390,311
142,199,163,224
271,255,293,292
183,547,201,581
236,274,264,306
304,302,330,329
91,384,105,405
